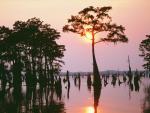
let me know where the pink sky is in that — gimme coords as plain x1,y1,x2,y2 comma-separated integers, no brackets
0,0,150,72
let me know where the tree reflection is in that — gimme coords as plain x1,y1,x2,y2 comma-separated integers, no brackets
142,85,150,113
87,74,92,91
93,73,102,113
0,84,66,113
74,73,81,91
0,71,148,113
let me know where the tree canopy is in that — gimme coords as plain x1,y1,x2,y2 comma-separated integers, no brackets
0,17,65,87
63,6,128,44
139,35,150,70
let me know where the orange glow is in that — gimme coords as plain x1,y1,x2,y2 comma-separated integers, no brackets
85,31,92,40
81,25,93,43
85,106,94,113
81,35,92,43
81,25,100,43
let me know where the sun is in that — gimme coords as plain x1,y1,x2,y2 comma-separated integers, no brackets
81,31,92,43
85,106,94,113
81,25,100,43
82,31,92,43
85,31,92,40
81,25,93,43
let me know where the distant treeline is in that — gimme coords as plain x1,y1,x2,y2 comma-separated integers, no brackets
0,17,65,88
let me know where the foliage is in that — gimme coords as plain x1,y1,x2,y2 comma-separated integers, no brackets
63,6,128,44
139,35,150,70
0,17,65,86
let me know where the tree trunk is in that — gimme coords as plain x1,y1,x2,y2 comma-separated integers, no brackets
92,32,101,85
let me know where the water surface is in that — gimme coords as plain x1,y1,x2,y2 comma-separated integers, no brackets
0,73,150,113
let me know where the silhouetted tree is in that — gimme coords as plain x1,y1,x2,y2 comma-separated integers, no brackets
139,35,150,71
111,74,117,87
63,6,128,85
0,17,65,88
134,74,140,92
66,71,70,99
55,76,62,100
127,56,133,87
87,74,92,91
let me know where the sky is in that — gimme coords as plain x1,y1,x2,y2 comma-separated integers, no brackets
0,0,150,72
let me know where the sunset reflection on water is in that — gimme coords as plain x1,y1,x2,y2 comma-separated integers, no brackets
85,106,94,113
0,74,150,113
62,75,150,113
